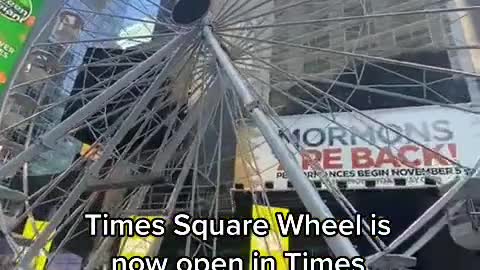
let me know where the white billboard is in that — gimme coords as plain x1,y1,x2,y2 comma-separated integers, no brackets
234,104,480,190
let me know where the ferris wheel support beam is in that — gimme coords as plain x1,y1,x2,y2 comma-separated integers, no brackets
203,26,359,258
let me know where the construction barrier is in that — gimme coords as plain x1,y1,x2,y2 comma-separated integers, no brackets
21,217,53,270
250,205,289,270
117,216,160,259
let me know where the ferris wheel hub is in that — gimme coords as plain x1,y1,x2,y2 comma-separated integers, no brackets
172,0,211,25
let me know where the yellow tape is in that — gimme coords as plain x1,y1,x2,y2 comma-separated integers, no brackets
118,216,160,260
80,143,90,156
250,205,289,270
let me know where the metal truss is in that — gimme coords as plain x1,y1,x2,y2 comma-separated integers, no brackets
0,0,478,269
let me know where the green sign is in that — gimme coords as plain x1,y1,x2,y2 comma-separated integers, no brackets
0,0,43,93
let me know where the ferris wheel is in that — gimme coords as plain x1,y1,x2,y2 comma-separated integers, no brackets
0,0,479,269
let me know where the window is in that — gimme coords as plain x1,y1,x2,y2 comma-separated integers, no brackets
343,4,364,17
345,25,361,41
343,1,373,16
303,58,330,73
10,103,31,117
24,86,40,100
345,21,376,42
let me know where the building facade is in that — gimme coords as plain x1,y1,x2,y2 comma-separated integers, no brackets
269,0,480,114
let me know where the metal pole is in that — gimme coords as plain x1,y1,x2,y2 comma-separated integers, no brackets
17,38,190,269
404,216,447,256
367,173,480,265
203,26,359,258
0,185,27,202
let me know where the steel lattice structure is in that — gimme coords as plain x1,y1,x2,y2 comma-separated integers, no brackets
0,0,479,269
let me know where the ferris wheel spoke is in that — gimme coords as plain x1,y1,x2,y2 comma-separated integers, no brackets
236,54,476,114
83,186,151,270
223,35,478,118
367,173,479,265
220,33,480,79
115,0,161,23
9,122,125,235
44,194,97,268
148,80,217,175
91,73,214,190
115,0,183,34
363,61,456,104
85,96,195,190
219,5,480,30
63,6,165,27
17,51,191,269
146,78,224,257
0,33,191,181
235,67,390,252
233,44,467,169
217,0,272,25
6,42,166,110
204,26,362,257
82,44,194,175
33,32,175,47
219,0,312,29
213,0,235,21
215,0,255,24
228,40,468,209
225,65,387,253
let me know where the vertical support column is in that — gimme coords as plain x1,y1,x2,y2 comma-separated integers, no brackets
203,26,360,258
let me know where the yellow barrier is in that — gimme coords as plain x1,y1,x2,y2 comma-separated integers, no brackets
117,216,160,259
22,217,53,270
250,205,289,270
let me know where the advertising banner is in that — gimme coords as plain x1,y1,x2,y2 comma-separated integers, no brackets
0,0,44,93
250,205,289,270
234,105,480,190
